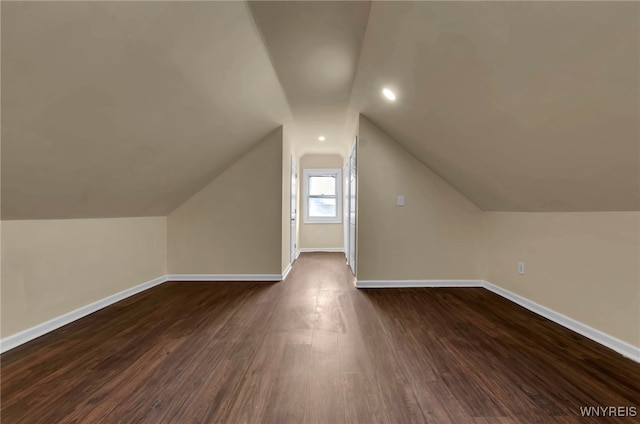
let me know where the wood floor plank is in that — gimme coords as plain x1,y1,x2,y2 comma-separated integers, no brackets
2,252,639,423
304,331,345,424
342,372,391,424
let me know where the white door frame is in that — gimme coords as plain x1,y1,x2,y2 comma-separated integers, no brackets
290,156,298,263
346,139,357,275
343,159,350,263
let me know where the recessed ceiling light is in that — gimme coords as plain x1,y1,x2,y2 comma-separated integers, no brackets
318,136,326,141
382,88,396,101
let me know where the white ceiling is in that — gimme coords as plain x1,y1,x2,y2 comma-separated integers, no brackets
351,1,639,211
248,1,371,158
2,1,638,218
1,1,292,219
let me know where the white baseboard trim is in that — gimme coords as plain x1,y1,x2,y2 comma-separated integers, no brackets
167,274,284,282
355,277,639,362
297,247,345,254
0,275,168,354
1,268,295,354
4,271,636,363
282,263,293,280
356,279,484,289
482,281,640,363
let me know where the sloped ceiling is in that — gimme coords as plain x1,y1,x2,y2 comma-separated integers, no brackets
2,1,638,219
248,0,370,157
351,1,639,211
1,1,291,219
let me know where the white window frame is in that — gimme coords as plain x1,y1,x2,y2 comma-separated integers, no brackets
303,168,342,224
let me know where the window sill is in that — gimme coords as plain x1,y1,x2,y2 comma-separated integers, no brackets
303,218,342,224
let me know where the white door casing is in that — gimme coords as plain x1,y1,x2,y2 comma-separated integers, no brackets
347,139,357,275
343,159,350,263
290,156,298,263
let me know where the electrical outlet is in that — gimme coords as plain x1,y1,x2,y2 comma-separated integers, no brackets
518,261,525,275
397,195,405,206
319,231,324,239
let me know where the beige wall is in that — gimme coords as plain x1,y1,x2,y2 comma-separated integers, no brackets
298,154,344,250
357,115,482,280
483,212,640,347
168,128,283,275
1,217,167,338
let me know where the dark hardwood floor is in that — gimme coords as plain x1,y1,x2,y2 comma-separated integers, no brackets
2,252,639,423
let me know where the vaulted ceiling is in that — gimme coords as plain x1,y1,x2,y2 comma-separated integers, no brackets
249,1,370,157
1,1,291,219
351,1,639,211
2,1,638,219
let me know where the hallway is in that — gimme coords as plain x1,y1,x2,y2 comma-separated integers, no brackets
2,253,638,423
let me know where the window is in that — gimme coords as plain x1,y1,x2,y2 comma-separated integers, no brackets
303,168,342,223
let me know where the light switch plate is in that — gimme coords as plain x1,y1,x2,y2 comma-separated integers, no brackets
397,195,405,206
